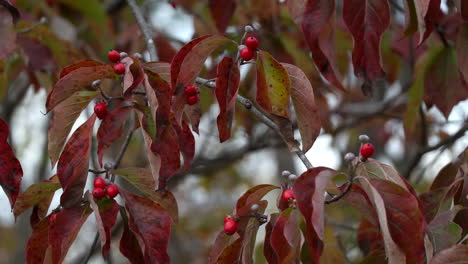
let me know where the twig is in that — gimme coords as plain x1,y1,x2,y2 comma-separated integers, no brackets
126,0,157,61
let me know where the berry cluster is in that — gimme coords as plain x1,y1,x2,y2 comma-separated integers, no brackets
108,50,125,75
184,85,199,105
240,35,259,61
223,216,238,235
94,102,108,120
92,177,119,200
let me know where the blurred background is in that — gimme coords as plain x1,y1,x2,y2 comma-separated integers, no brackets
0,0,467,263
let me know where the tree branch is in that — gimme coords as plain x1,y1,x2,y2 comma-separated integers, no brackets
126,0,157,61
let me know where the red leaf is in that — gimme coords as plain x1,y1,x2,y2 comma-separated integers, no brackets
26,216,49,264
0,7,16,60
49,205,92,264
13,175,60,218
48,90,98,166
288,0,344,91
46,64,115,112
208,231,236,264
264,214,279,264
120,208,145,264
122,190,172,264
235,184,278,234
424,46,468,118
291,167,336,262
0,118,23,208
97,106,132,166
87,193,120,258
174,120,195,172
462,1,468,21
143,62,171,83
422,0,442,42
151,120,181,190
357,218,384,256
121,56,145,96
429,244,468,264
343,0,390,91
281,63,321,153
154,35,177,63
240,200,268,263
215,238,243,264
57,115,96,208
112,167,179,222
209,0,236,33
270,208,301,263
340,183,377,225
58,59,103,78
215,57,240,142
16,36,54,72
358,177,426,264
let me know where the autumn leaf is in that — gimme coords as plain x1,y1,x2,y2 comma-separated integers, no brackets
120,208,145,264
270,208,302,263
174,120,195,172
343,0,390,94
287,0,344,91
143,62,170,83
58,59,102,78
48,90,98,166
121,56,145,96
49,205,92,264
0,118,23,209
122,190,172,263
215,57,240,142
87,193,120,258
57,115,96,208
97,106,132,166
209,0,236,33
429,244,468,264
291,167,336,263
26,216,50,264
281,63,321,153
13,175,60,219
46,63,114,112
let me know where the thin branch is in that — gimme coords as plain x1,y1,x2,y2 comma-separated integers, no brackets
126,0,157,61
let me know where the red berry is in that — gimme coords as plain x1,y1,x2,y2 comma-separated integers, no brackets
224,218,238,235
108,50,121,63
245,36,259,50
94,177,106,189
113,63,125,75
187,95,198,105
360,143,375,159
282,189,295,202
240,47,255,61
92,188,105,199
106,184,119,198
184,85,197,96
94,102,108,119
224,216,230,223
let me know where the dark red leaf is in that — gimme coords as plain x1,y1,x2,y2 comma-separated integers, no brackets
291,167,336,263
340,183,377,225
59,59,103,78
57,115,96,208
281,63,321,153
48,91,98,166
270,208,301,263
112,167,179,222
120,208,145,264
422,0,442,42
357,177,426,264
143,62,171,83
97,106,132,166
215,57,240,142
209,0,236,33
430,160,462,191
46,64,114,112
404,0,431,42
174,120,195,172
87,193,120,258
215,238,243,264
26,216,49,264
208,231,236,264
155,35,177,63
13,175,60,218
420,179,463,223
49,205,92,264
151,120,181,190
357,218,384,256
288,0,344,91
264,213,279,264
462,1,468,21
0,118,23,208
0,6,16,60
121,56,145,96
343,0,390,91
235,184,278,235
429,244,468,264
16,35,55,71
122,190,172,264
